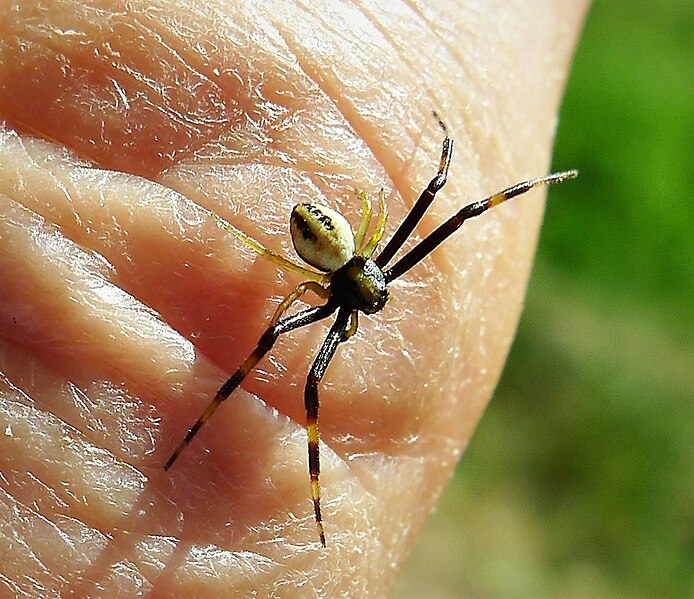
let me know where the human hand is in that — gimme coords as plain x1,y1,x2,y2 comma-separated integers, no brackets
0,1,587,596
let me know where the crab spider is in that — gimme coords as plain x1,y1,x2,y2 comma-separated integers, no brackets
164,118,577,547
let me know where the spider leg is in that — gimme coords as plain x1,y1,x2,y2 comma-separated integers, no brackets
164,283,335,470
214,213,327,284
362,189,388,258
305,307,351,547
343,310,359,340
269,281,330,325
353,189,373,250
375,119,453,267
385,170,579,283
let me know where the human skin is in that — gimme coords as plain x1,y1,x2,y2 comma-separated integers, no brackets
0,1,588,597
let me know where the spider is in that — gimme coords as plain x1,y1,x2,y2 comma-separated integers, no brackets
164,118,577,547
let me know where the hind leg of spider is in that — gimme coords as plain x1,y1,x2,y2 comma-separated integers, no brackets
164,282,334,470
305,307,351,547
376,117,453,267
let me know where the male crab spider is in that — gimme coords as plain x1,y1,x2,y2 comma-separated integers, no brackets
164,118,577,547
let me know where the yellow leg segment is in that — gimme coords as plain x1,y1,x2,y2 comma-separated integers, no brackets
489,170,579,208
214,213,327,284
308,422,326,547
270,281,329,326
362,189,388,258
354,189,373,250
344,310,359,340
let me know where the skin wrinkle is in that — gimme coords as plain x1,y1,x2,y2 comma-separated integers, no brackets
180,132,362,231
136,4,341,176
137,11,388,228
2,533,52,588
105,53,230,163
351,0,467,136
1,196,201,412
0,488,99,579
0,396,147,534
268,4,421,199
261,24,380,171
396,5,535,190
4,3,235,173
393,0,496,158
1,336,156,463
4,152,300,426
166,158,350,244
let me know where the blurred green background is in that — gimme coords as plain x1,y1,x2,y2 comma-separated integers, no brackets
395,1,693,597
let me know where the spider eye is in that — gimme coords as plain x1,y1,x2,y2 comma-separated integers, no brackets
290,203,356,272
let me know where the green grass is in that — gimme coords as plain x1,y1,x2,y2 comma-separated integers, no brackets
395,1,693,597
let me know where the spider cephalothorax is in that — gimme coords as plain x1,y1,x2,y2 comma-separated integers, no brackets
330,255,389,315
164,118,577,547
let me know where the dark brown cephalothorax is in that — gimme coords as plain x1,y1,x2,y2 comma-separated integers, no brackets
164,116,578,547
330,256,389,315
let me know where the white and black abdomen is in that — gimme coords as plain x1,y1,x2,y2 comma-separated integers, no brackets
290,203,356,272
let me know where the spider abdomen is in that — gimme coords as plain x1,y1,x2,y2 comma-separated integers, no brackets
330,256,389,314
290,203,356,272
